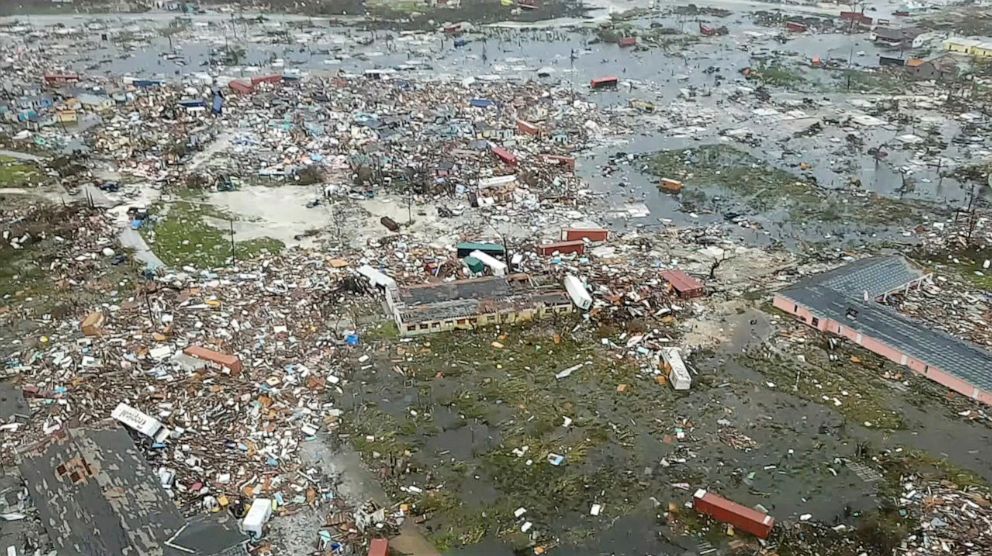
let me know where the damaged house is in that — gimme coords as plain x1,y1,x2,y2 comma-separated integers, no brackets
18,421,248,556
774,256,992,406
386,274,574,336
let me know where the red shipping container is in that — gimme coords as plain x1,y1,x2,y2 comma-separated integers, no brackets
590,76,619,89
537,240,585,256
562,228,609,242
785,21,807,33
661,269,705,299
491,146,518,166
183,346,243,375
516,119,542,136
542,154,575,171
229,80,254,94
618,37,637,47
693,490,774,539
251,74,283,86
368,538,388,556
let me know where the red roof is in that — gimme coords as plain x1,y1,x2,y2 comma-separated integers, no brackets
661,269,704,293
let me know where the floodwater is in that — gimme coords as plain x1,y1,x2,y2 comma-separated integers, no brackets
10,5,974,247
340,327,992,555
4,5,990,554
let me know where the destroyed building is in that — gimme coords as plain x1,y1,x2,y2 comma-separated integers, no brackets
18,422,248,556
386,274,574,336
774,256,992,406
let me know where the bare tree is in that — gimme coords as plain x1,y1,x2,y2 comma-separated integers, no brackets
709,249,737,280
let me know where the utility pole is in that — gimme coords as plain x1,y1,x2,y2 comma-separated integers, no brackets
229,218,236,263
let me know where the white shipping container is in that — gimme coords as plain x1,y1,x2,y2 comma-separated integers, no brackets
357,264,397,290
469,250,507,276
111,403,171,443
243,498,273,539
661,348,692,390
564,275,592,310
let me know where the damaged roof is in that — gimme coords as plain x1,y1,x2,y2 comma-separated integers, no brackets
780,256,992,393
786,255,923,299
18,423,247,556
395,275,571,324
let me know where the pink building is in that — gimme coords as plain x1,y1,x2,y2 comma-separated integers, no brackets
774,256,992,406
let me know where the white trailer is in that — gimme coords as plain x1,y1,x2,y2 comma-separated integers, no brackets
469,250,507,276
357,264,397,291
242,498,273,539
564,275,592,310
661,348,692,390
111,403,171,443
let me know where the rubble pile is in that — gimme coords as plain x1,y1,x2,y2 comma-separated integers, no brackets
1,247,380,541
905,485,992,555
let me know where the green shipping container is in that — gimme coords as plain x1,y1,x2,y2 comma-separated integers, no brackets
463,256,485,274
456,242,505,258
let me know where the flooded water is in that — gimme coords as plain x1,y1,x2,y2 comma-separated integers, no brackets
332,315,992,556
20,7,972,249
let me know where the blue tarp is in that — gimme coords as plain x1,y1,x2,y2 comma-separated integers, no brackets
469,98,495,108
212,94,223,114
178,98,205,108
133,79,162,88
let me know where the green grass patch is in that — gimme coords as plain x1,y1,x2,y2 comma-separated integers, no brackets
755,62,806,88
738,346,907,430
915,246,992,290
0,156,41,187
643,144,916,224
142,199,283,268
836,69,907,93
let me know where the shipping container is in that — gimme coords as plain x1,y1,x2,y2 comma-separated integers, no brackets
564,275,593,310
491,146,518,166
693,490,774,538
537,240,585,256
243,499,273,539
661,347,691,390
661,269,705,299
112,403,171,443
618,37,637,47
183,346,243,375
542,155,575,172
785,21,808,33
358,264,398,291
463,256,484,274
229,80,253,94
590,76,619,89
368,539,389,556
456,242,505,258
469,250,507,276
659,178,684,194
562,228,609,242
516,119,542,136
